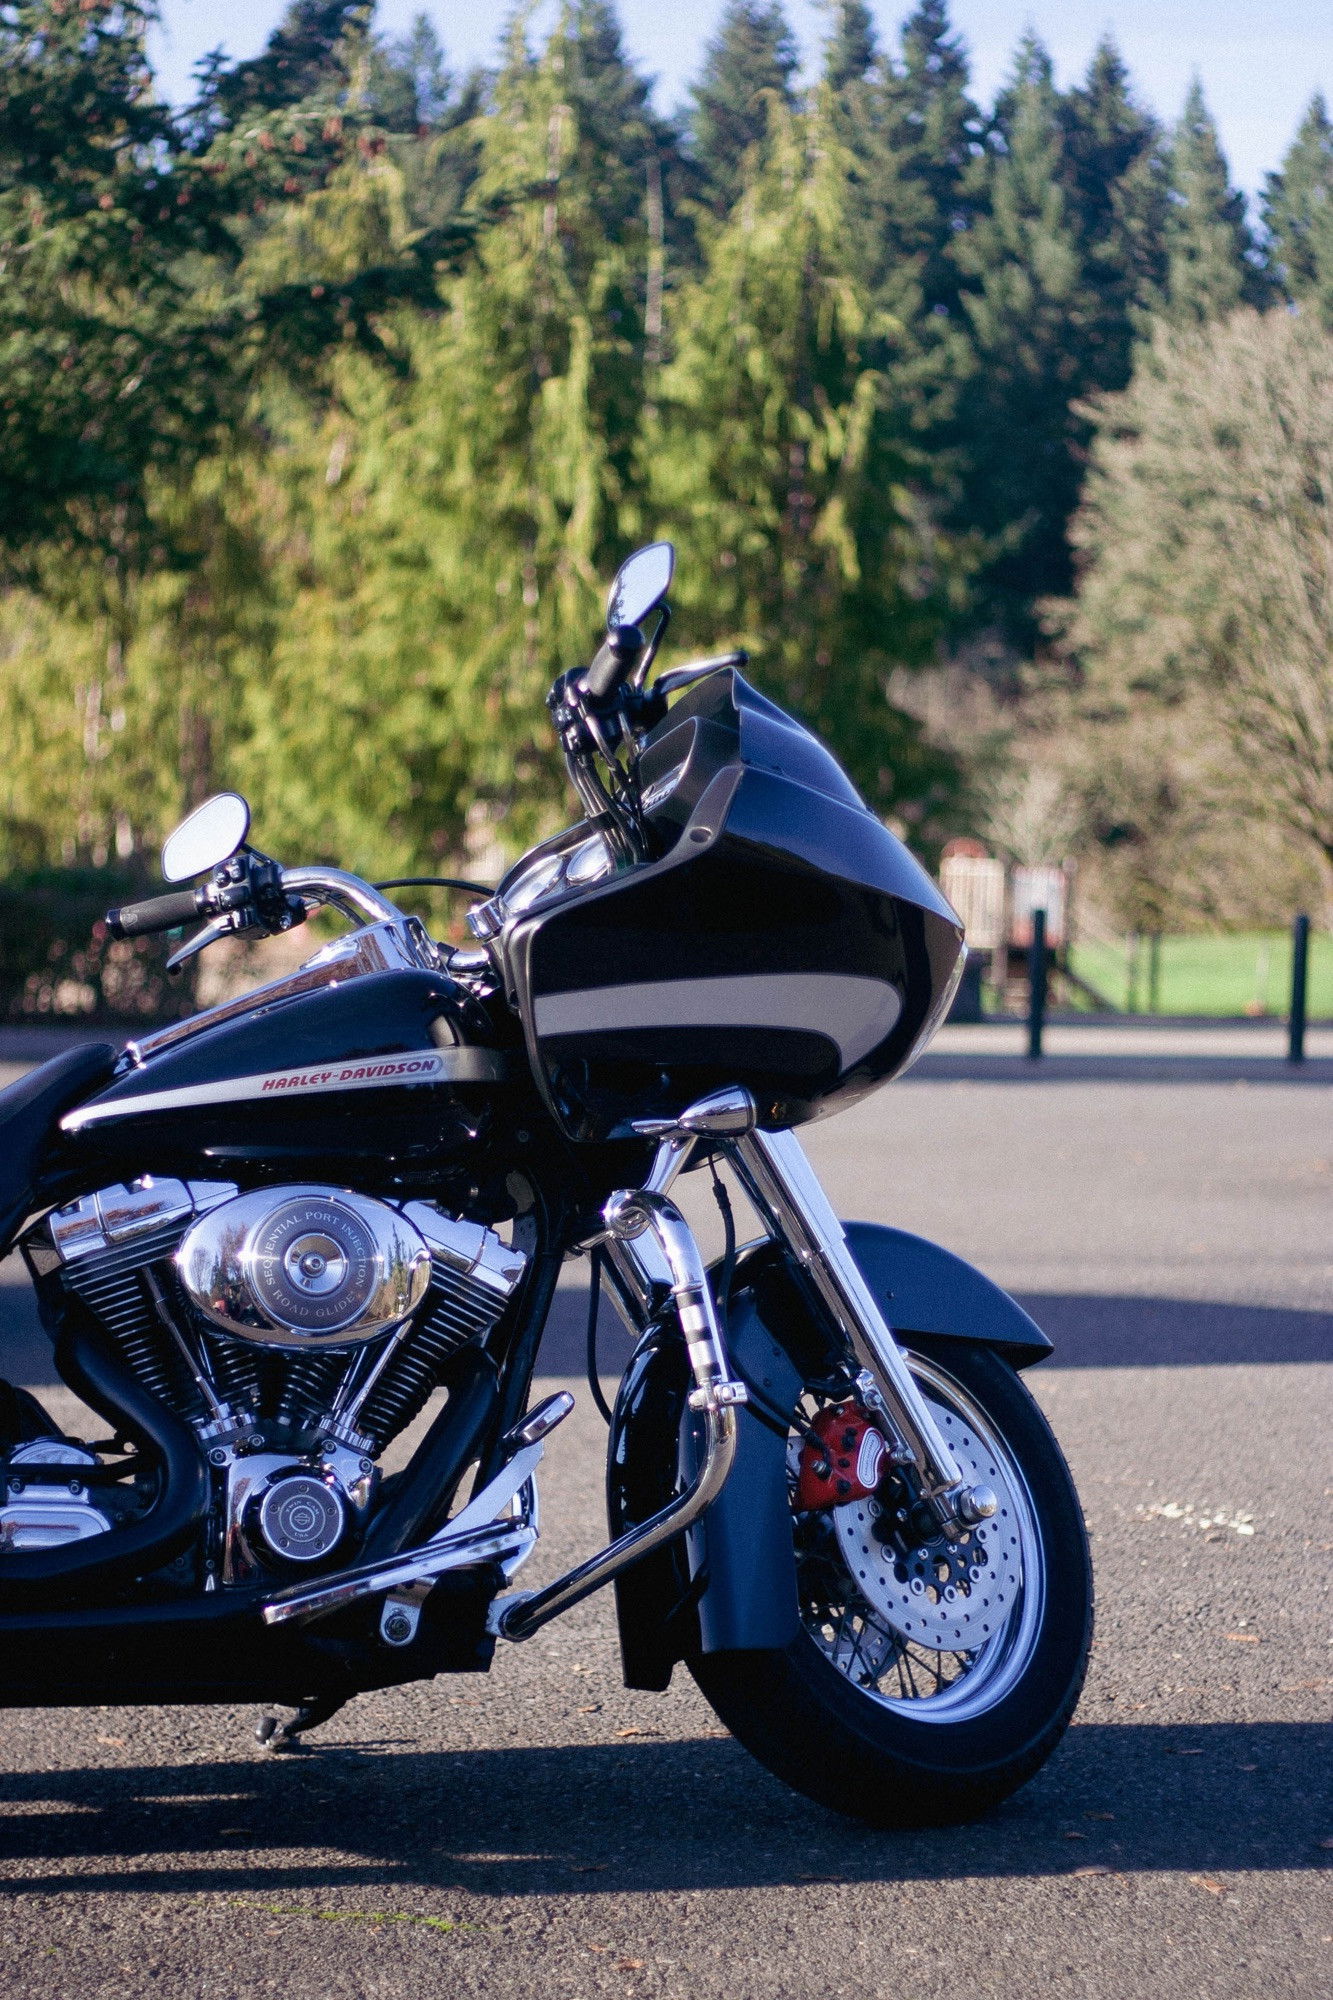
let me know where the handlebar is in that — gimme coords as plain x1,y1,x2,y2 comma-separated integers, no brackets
579,623,643,702
106,888,203,939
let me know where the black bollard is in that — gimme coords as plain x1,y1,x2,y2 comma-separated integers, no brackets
1289,913,1310,1064
1028,907,1048,1060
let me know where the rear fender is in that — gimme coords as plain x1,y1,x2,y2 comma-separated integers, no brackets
606,1222,1051,1688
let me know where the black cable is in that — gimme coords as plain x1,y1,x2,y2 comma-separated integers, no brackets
373,876,493,897
707,1161,829,1448
585,1248,614,1425
707,1162,791,1440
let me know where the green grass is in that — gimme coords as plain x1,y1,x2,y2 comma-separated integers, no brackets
1066,930,1333,1018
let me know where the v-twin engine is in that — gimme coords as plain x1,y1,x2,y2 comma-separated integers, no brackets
26,1178,527,1579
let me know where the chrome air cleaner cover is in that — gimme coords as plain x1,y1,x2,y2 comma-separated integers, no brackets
176,1185,432,1348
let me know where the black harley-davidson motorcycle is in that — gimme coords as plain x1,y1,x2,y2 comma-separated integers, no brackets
0,544,1091,1824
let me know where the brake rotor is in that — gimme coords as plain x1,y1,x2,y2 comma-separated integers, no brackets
831,1393,1024,1652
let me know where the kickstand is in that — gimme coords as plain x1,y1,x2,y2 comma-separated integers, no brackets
254,1695,345,1752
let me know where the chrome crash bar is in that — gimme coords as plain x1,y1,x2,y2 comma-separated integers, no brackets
494,1177,748,1641
262,1129,749,1643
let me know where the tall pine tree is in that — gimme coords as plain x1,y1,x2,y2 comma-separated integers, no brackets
650,92,959,827
950,35,1089,626
230,2,667,874
1061,38,1165,386
879,0,983,321
688,0,799,217
824,0,876,96
1263,93,1333,324
1160,79,1264,323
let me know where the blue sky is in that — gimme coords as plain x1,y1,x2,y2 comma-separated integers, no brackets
150,1,1333,202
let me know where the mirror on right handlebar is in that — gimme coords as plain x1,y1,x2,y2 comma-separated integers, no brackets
161,792,251,883
606,542,674,633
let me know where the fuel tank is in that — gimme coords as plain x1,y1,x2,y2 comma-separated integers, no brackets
59,958,512,1183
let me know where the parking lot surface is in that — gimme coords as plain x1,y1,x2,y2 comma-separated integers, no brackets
0,1042,1328,1997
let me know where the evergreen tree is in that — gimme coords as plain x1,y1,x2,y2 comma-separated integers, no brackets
880,0,983,320
689,0,798,216
231,4,667,873
1161,79,1264,324
824,0,876,96
0,0,478,862
200,0,366,123
950,34,1089,624
1263,93,1333,323
1061,38,1166,385
650,94,960,826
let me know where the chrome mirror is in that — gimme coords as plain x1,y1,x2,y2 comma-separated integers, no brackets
606,542,674,633
161,792,251,883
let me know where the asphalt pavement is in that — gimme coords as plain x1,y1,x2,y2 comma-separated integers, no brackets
0,1026,1328,1997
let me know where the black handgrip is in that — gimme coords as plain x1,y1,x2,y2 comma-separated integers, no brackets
105,888,202,939
580,622,644,702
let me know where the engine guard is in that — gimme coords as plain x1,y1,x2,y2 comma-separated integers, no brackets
606,1222,1052,1691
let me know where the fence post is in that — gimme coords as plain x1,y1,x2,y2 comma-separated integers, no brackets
1028,907,1048,1060
1289,913,1310,1064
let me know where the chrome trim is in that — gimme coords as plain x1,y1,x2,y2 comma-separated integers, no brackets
127,918,431,1065
63,1047,502,1130
280,868,409,929
48,1178,236,1263
495,1400,736,1642
260,1438,548,1627
496,1179,745,1642
398,1204,529,1300
732,1127,969,1517
175,1186,433,1350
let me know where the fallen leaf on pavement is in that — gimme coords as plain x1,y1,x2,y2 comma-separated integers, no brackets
613,1726,659,1738
1191,1875,1229,1897
617,1959,645,1972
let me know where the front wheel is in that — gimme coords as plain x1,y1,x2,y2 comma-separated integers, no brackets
689,1336,1093,1826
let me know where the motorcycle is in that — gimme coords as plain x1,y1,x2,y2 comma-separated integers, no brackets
0,543,1091,1825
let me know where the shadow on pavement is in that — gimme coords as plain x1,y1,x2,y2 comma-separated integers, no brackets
530,1287,1333,1375
0,1722,1327,1896
1,1282,1327,1389
1018,1294,1333,1368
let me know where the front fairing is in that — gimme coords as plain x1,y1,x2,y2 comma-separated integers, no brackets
493,670,964,1142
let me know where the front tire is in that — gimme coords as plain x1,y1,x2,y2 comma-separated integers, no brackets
689,1336,1093,1826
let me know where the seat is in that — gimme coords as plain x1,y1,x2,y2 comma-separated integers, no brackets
0,1043,118,1251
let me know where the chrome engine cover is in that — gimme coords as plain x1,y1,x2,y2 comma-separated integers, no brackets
176,1186,432,1349
0,1442,112,1551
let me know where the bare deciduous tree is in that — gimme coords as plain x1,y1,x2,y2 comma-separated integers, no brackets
1060,306,1333,915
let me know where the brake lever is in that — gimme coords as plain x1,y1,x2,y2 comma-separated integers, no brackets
652,650,748,699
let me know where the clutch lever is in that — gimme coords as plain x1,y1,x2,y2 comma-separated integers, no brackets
165,914,235,977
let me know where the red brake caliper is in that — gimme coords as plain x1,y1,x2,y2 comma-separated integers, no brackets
795,1400,888,1512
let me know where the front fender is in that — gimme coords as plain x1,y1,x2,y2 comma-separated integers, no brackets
606,1223,1051,1689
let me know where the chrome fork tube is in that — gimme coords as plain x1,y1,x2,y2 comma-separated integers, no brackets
731,1127,968,1514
